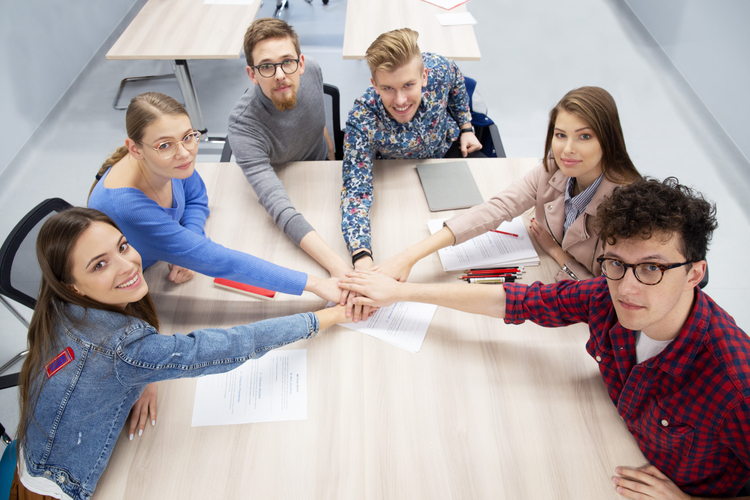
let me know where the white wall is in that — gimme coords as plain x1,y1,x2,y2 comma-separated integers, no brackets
624,0,750,163
0,0,140,175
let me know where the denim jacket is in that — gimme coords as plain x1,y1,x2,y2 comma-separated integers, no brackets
22,304,319,500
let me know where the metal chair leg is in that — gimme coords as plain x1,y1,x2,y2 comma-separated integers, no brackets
112,74,180,110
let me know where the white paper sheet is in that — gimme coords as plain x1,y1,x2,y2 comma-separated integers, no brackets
340,302,437,353
436,12,477,26
191,349,307,427
204,0,254,4
428,216,540,271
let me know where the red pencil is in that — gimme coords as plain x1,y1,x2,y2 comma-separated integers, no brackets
466,268,521,274
489,229,519,237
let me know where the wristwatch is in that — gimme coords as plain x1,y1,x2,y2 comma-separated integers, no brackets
459,126,475,135
352,249,372,266
562,263,580,281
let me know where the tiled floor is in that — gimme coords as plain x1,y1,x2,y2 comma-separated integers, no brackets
1,0,748,438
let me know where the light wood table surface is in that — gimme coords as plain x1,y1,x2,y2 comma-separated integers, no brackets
106,0,260,135
94,159,644,499
343,0,481,61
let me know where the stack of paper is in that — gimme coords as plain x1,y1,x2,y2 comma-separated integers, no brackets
191,349,307,427
339,302,438,353
427,216,540,271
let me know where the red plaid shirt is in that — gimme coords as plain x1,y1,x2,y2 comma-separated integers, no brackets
504,277,750,497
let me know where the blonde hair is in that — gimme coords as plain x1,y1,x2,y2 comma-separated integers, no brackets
365,28,422,76
90,92,188,198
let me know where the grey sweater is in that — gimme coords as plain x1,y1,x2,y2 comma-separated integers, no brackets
227,57,328,245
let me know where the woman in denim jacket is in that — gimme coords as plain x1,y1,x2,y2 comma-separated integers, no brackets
11,208,348,500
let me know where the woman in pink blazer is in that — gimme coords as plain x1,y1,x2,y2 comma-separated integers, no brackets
377,86,642,282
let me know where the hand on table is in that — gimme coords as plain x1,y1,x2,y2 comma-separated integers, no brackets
612,465,692,500
348,254,377,322
528,217,562,259
128,382,157,441
340,270,402,309
372,252,414,282
167,264,195,284
459,131,482,157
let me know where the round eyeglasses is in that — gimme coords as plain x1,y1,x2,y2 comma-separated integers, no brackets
596,257,693,286
253,59,300,78
143,130,201,159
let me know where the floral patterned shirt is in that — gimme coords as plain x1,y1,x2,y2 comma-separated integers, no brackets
340,52,472,254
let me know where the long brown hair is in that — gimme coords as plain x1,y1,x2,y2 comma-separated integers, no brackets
544,86,640,184
17,208,159,448
89,92,189,198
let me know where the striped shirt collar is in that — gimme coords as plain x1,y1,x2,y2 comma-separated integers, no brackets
563,173,604,234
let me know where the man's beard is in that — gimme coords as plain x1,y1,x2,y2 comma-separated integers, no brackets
271,84,297,111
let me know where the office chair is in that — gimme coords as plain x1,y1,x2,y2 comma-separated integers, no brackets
220,83,343,162
323,83,344,161
698,265,708,289
275,0,329,19
0,198,72,377
464,76,506,158
0,422,16,500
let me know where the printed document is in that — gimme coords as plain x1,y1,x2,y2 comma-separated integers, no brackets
340,302,437,353
191,349,307,427
428,216,539,271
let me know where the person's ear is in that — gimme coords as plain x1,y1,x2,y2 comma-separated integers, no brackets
370,77,380,96
63,282,83,296
686,261,707,290
421,66,428,88
247,66,259,86
298,54,305,76
125,138,144,161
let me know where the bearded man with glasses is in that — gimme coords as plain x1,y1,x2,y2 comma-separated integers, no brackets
228,18,354,289
339,177,750,498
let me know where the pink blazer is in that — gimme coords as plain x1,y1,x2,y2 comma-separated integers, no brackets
444,160,626,281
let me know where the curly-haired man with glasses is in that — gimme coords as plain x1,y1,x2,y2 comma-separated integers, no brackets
339,177,749,498
228,18,353,284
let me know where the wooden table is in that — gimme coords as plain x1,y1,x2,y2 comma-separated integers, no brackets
94,159,644,499
343,0,481,61
106,0,260,135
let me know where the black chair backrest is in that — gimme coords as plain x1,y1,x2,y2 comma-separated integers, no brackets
323,83,344,161
0,198,72,310
221,83,344,163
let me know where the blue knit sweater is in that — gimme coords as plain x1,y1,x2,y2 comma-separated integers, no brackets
88,168,307,295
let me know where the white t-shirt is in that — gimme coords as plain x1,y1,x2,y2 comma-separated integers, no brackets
635,331,673,364
18,446,75,500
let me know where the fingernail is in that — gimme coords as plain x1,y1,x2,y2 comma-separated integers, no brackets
129,433,134,441
615,468,621,474
612,477,618,484
138,429,143,436
152,420,156,426
617,487,623,494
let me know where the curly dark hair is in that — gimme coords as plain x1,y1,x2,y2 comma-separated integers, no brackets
594,177,717,262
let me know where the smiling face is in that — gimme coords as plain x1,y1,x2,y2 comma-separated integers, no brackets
67,222,148,308
603,232,705,340
128,114,198,182
370,55,428,123
551,110,604,189
247,36,305,111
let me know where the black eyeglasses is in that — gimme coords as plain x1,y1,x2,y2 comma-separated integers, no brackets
252,59,300,78
596,257,693,285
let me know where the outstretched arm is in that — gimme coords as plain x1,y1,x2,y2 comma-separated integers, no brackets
375,226,455,282
339,270,506,318
612,465,749,500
